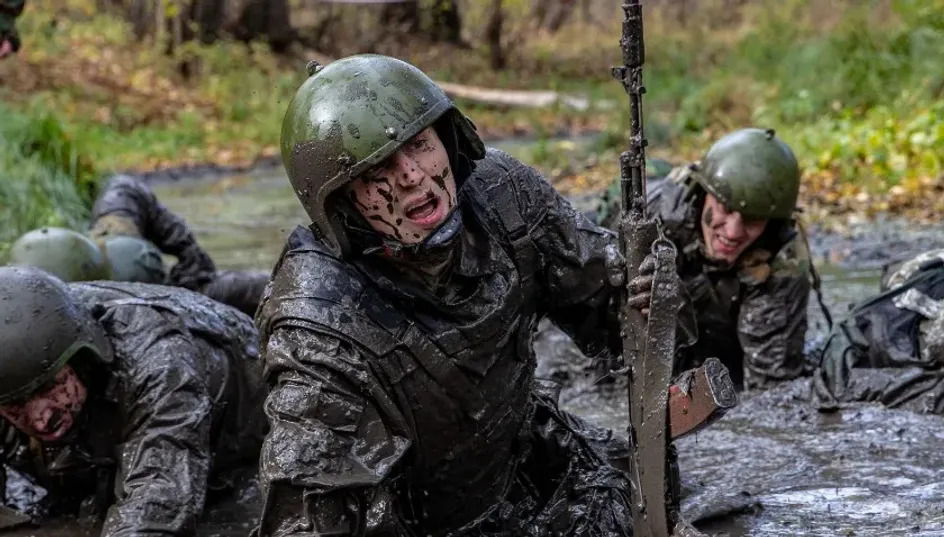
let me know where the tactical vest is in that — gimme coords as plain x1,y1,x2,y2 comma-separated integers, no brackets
257,155,550,531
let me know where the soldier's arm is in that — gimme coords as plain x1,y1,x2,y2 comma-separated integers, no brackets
0,0,24,50
492,152,621,359
90,175,216,289
253,327,412,537
737,242,811,389
100,333,212,537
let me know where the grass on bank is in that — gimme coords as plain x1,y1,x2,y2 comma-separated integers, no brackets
0,103,96,253
3,0,944,225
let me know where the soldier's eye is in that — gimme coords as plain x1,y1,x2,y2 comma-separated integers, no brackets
407,138,428,151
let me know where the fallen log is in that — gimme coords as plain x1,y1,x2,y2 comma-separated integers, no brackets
299,49,609,111
435,80,596,111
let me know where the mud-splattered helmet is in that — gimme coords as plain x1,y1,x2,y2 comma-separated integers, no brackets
280,54,486,256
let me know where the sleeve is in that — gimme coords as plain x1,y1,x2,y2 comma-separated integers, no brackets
90,175,216,289
0,0,24,48
500,156,622,360
253,327,412,537
101,334,213,537
738,268,810,389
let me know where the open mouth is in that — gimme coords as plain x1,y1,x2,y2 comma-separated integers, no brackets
405,194,443,227
38,412,70,441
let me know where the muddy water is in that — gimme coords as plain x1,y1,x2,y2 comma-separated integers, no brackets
10,151,944,535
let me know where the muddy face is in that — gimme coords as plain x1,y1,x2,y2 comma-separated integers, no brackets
700,193,767,264
0,365,87,443
345,127,456,244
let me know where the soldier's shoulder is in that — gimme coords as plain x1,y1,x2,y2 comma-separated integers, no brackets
472,147,540,186
260,227,370,325
647,165,697,236
466,147,558,221
99,173,147,192
769,229,811,279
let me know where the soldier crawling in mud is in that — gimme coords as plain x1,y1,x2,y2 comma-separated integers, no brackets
0,265,267,536
599,129,812,390
252,53,725,536
813,248,944,414
0,0,23,60
7,173,269,316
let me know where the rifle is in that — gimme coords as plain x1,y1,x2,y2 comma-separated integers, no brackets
611,2,736,535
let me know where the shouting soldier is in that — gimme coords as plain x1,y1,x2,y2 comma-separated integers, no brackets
249,53,726,536
0,265,267,535
602,128,811,390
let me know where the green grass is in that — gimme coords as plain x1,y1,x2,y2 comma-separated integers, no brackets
581,0,944,199
5,0,944,229
0,103,96,253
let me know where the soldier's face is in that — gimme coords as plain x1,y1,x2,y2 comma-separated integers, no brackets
700,194,768,264
346,127,456,245
0,365,87,443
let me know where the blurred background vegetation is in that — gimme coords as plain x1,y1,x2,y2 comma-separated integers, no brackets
2,0,944,242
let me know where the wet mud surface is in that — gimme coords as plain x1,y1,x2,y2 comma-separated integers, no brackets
9,155,944,536
544,320,944,535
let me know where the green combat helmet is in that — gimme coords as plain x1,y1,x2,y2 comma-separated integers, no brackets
7,227,110,282
0,266,112,405
280,54,486,256
692,128,801,220
99,235,168,284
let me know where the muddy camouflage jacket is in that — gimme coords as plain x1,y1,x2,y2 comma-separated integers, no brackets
0,0,23,49
649,170,811,389
0,281,267,537
254,149,631,537
89,174,269,316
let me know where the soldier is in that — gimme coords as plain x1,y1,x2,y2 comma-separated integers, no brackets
251,53,718,537
813,248,944,414
0,0,23,60
601,128,811,390
8,174,270,316
0,265,267,536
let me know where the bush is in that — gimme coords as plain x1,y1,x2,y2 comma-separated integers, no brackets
0,104,97,253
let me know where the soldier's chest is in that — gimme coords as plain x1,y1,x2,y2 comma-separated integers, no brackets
373,267,540,454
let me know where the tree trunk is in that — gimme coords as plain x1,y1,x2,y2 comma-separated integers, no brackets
485,0,504,70
231,0,296,52
544,0,576,33
531,0,548,29
430,0,462,45
381,1,419,33
128,0,152,38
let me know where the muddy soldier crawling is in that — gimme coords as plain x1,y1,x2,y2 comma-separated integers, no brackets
0,266,267,535
814,248,944,415
603,129,812,390
7,174,270,316
252,53,724,536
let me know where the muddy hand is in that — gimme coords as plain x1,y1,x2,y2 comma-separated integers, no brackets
627,254,656,318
